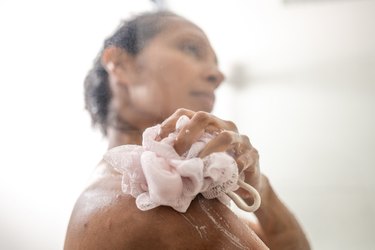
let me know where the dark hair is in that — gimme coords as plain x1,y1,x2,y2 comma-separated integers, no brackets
84,11,178,136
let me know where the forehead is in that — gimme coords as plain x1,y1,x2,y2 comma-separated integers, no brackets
152,16,218,61
159,16,207,38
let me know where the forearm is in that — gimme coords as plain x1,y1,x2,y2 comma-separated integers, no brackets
252,176,311,250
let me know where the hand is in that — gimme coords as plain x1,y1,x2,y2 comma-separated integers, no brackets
158,108,261,201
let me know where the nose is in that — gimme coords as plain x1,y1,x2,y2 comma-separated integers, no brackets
204,64,225,89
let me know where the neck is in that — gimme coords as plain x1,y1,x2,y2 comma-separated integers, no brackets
107,127,143,149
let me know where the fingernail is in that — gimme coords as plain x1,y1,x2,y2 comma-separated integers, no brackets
157,126,162,135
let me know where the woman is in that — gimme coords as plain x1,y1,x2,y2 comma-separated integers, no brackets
64,11,310,249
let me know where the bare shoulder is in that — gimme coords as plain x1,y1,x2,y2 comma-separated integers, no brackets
64,161,268,250
64,161,159,249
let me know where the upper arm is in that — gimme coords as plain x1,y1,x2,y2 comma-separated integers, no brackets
65,200,202,250
64,162,268,250
64,177,178,250
65,194,269,250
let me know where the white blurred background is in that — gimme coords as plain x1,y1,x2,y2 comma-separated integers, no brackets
0,0,374,249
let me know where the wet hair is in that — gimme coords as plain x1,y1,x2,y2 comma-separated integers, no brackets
84,11,178,136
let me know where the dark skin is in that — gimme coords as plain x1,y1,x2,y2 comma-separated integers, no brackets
64,16,310,250
66,161,267,249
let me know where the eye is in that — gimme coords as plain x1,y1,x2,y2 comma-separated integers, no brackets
180,42,202,58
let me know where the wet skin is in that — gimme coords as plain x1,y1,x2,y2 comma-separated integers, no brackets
64,161,268,250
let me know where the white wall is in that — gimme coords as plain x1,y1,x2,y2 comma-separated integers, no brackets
214,64,375,249
171,1,375,249
0,1,153,249
208,1,375,249
0,0,374,249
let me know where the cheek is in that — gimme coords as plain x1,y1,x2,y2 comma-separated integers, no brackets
158,64,196,102
151,52,195,85
153,61,192,96
135,52,199,114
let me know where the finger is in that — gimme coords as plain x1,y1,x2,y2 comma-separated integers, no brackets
180,111,235,135
198,130,244,158
204,125,223,135
236,149,257,174
174,112,231,154
239,147,260,191
158,108,195,139
198,132,259,182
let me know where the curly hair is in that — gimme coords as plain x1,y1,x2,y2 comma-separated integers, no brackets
84,11,177,136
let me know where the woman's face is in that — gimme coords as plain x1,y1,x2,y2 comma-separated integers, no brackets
123,16,224,125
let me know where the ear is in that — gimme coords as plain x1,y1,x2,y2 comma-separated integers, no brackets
101,47,136,86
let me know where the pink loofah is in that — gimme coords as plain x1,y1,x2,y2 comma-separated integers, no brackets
104,115,260,213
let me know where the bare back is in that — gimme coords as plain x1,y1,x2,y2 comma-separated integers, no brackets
64,161,268,250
